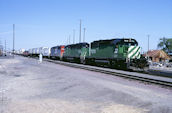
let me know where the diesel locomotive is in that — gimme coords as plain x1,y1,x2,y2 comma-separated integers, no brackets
52,38,147,69
50,45,65,60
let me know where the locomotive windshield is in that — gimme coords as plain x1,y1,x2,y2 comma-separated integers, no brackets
113,39,138,46
123,39,138,46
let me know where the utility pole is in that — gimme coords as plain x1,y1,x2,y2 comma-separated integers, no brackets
13,24,15,58
83,28,86,42
147,35,150,60
69,35,71,44
73,29,75,44
5,40,6,56
79,19,82,43
66,38,68,45
148,35,149,52
163,37,166,50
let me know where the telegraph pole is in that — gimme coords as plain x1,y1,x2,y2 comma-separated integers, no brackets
83,28,86,42
73,29,75,44
13,24,15,58
79,19,82,43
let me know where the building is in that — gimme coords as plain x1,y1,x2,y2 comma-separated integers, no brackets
144,50,170,62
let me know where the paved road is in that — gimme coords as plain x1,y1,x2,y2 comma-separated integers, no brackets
0,56,172,113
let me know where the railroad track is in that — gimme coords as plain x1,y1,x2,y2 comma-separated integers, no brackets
43,58,172,87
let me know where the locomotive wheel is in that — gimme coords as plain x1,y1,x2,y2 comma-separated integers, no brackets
110,60,118,69
109,60,114,68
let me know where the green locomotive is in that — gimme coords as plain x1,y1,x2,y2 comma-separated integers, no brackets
63,38,147,69
86,38,144,68
63,43,89,63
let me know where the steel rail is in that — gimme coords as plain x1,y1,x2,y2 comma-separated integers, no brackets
43,58,172,87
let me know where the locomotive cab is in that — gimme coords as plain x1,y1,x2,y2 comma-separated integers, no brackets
113,39,139,59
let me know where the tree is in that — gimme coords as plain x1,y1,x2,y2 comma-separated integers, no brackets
158,37,172,53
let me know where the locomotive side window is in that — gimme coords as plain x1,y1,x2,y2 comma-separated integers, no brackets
124,42,138,46
113,39,121,45
82,43,89,48
99,42,110,49
85,44,88,48
65,46,69,50
91,42,99,48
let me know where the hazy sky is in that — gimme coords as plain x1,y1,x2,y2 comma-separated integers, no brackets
0,0,172,52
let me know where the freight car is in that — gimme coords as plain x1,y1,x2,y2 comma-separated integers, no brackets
0,45,3,56
23,51,29,56
28,47,51,57
41,47,51,58
0,49,2,56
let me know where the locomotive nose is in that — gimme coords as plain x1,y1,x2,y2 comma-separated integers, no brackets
128,46,141,59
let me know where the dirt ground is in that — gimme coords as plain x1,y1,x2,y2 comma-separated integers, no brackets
0,56,172,113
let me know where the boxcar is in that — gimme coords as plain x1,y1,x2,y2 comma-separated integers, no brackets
42,47,51,57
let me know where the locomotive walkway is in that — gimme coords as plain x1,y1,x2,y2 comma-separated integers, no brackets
0,56,172,113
